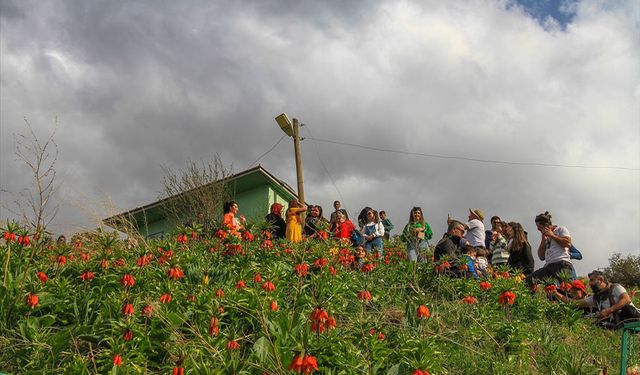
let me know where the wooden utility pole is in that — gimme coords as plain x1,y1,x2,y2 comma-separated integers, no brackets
292,118,304,204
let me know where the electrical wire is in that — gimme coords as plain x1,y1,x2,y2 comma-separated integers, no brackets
304,136,640,171
302,126,346,207
248,135,286,169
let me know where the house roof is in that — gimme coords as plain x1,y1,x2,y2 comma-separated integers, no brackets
103,165,298,228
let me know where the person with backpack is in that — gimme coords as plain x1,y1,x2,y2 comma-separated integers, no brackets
401,207,433,262
551,270,640,329
526,211,575,290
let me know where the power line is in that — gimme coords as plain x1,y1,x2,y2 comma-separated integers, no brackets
248,135,286,169
302,126,345,206
304,136,640,171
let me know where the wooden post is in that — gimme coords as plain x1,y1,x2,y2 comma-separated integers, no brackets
292,118,304,204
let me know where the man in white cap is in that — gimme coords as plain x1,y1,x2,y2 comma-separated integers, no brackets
464,209,486,249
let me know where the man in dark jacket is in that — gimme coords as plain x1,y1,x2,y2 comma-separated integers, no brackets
434,220,465,261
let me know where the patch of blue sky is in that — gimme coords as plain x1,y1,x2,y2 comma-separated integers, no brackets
508,0,579,30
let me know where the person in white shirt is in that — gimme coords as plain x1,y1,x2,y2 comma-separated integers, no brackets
525,211,575,290
464,208,486,248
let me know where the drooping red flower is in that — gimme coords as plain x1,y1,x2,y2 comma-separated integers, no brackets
120,274,135,288
479,281,492,290
295,263,309,277
81,252,90,262
114,258,126,267
377,332,385,341
36,271,48,283
25,293,39,309
369,328,376,335
310,307,334,333
113,354,123,366
461,295,478,305
122,303,134,316
270,300,279,311
329,266,337,276
235,280,246,289
544,285,557,294
141,304,153,318
357,290,373,301
81,271,95,282
498,291,516,305
100,259,109,269
172,367,185,375
123,329,134,341
416,305,430,318
360,263,375,273
167,266,185,280
242,231,254,242
57,255,67,266
262,281,276,293
209,317,219,336
254,273,263,283
412,370,431,375
559,282,573,292
159,293,172,304
215,289,225,298
226,339,240,350
177,234,188,244
136,255,150,267
502,271,511,278
214,229,227,239
312,257,328,268
3,231,16,242
17,235,30,246
289,353,319,373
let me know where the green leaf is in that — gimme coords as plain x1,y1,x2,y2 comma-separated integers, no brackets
252,336,270,362
386,363,400,375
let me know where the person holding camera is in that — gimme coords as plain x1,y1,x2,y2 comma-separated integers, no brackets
551,270,640,329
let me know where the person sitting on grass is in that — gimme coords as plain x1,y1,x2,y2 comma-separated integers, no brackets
550,270,640,329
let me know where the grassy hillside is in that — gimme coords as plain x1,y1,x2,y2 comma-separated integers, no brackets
0,223,631,374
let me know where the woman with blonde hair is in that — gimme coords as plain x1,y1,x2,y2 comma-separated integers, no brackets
285,199,307,243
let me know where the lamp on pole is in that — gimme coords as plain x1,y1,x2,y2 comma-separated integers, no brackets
275,113,304,204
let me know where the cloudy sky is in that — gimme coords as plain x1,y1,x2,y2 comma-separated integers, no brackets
1,0,638,275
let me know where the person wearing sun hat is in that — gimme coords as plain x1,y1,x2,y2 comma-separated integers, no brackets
464,208,486,249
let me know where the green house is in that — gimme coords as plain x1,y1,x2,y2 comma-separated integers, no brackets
104,165,298,238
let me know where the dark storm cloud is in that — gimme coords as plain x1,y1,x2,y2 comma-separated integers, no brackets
1,0,638,274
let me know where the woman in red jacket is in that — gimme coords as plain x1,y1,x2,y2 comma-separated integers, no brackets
333,212,355,243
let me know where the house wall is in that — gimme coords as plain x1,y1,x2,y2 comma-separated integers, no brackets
233,184,269,222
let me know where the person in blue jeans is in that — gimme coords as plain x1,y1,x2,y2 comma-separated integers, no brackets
362,209,385,256
401,207,433,262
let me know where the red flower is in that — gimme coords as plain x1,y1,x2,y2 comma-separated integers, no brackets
209,317,219,336
235,280,246,289
214,229,227,239
57,255,67,266
262,281,276,293
289,353,319,373
461,295,478,305
122,303,134,316
329,266,337,276
254,273,263,283
120,274,135,288
81,271,95,282
141,304,153,318
270,300,279,311
377,332,385,341
502,271,511,278
312,258,328,268
167,266,185,280
114,258,126,267
172,367,185,375
479,281,492,290
136,255,150,267
295,263,309,277
160,293,172,304
242,231,254,242
310,307,334,333
544,285,557,294
113,354,123,366
498,291,516,305
226,339,240,350
17,235,30,246
215,289,225,298
3,231,16,242
100,259,109,269
360,263,375,273
25,293,39,309
261,239,273,249
177,234,188,244
369,328,376,335
559,282,573,292
81,252,90,262
413,370,431,375
357,290,373,301
123,329,133,341
416,305,430,318
36,271,48,283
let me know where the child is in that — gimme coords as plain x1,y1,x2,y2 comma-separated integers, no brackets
462,247,479,279
352,246,366,271
475,248,489,277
